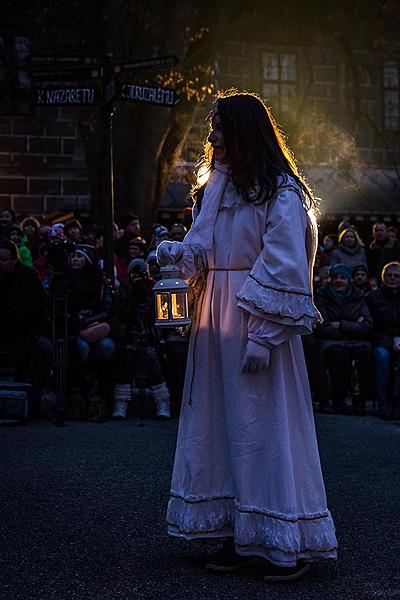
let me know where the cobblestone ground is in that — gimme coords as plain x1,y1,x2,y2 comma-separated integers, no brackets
0,413,399,600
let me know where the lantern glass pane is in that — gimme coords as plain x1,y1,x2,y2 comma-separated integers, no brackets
156,292,170,320
171,291,186,319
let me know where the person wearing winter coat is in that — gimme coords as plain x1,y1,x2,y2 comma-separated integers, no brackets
157,92,337,581
315,263,373,415
367,222,400,281
329,228,367,271
66,245,116,410
110,258,171,420
0,240,52,417
8,224,33,268
366,261,400,420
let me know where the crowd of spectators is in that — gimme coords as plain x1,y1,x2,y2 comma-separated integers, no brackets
308,219,400,420
0,208,189,421
1,206,400,422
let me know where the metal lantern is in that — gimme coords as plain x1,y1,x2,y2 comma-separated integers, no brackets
153,264,191,328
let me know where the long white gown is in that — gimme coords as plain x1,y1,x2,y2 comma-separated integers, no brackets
166,175,338,567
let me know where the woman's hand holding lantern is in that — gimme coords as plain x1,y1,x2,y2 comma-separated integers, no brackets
156,241,184,266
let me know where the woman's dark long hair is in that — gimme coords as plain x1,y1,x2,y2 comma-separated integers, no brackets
192,90,316,212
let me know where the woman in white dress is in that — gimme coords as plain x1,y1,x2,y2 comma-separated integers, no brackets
157,91,337,581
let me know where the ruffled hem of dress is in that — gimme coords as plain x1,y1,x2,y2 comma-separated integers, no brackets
236,274,322,332
166,495,338,565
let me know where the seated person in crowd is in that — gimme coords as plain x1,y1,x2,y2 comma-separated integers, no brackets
329,227,367,271
315,263,373,415
66,245,116,412
0,240,53,417
8,224,33,268
366,261,400,420
169,223,187,242
110,259,171,420
367,221,400,283
115,212,142,259
64,218,83,243
352,264,374,296
322,233,338,259
20,216,41,261
0,208,17,241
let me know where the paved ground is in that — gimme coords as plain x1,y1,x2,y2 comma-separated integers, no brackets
0,413,399,600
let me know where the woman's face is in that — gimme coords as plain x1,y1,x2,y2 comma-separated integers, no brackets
24,223,36,236
383,266,400,289
342,230,356,247
71,252,86,270
331,273,350,293
208,112,226,163
128,243,142,259
0,210,13,229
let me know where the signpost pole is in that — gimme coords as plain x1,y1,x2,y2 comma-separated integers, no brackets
100,99,115,287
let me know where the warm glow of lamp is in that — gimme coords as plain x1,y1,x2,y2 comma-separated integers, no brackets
154,265,191,328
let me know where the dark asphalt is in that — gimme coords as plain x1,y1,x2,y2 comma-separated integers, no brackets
1,413,399,600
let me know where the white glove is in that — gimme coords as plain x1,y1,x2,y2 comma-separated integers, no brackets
156,241,184,266
241,339,271,374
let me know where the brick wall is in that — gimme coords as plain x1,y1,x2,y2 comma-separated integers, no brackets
0,106,90,218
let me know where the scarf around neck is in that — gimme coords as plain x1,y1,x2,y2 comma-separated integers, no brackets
183,161,230,250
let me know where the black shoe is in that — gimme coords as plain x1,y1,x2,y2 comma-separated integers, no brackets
205,541,256,573
263,561,311,582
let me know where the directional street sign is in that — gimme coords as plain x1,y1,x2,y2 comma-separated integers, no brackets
113,55,178,74
31,55,105,67
33,85,102,107
120,82,175,107
32,67,103,82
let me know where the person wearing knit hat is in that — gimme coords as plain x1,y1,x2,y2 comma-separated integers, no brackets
127,258,148,278
329,262,353,284
74,244,97,266
315,262,373,416
329,227,367,272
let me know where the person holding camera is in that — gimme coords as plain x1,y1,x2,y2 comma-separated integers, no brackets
111,259,171,420
0,240,53,417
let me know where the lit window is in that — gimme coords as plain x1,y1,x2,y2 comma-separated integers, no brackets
261,52,297,113
383,60,399,131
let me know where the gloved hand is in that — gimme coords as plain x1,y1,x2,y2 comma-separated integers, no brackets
156,241,184,266
241,339,271,374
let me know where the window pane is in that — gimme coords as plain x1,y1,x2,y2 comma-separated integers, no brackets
281,84,296,112
280,54,296,81
262,83,279,105
383,61,399,88
262,53,278,80
171,292,186,320
384,90,399,130
156,293,170,320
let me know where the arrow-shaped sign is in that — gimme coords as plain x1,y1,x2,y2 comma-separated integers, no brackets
120,82,175,106
33,85,102,107
113,55,178,74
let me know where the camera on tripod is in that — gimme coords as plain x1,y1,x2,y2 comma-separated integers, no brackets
47,239,76,276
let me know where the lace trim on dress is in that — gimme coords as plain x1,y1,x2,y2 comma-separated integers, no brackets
236,275,322,331
167,496,338,554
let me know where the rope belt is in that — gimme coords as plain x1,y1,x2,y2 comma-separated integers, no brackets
208,267,250,271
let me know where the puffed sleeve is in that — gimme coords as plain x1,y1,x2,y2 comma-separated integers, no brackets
236,182,322,337
176,203,208,280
